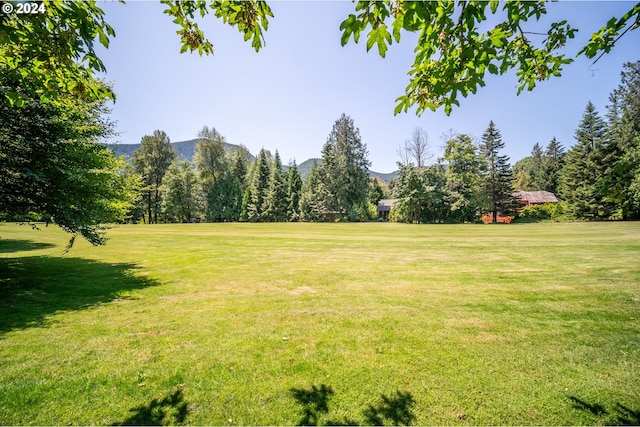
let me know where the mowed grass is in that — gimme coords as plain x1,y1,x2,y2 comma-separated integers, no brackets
0,222,639,425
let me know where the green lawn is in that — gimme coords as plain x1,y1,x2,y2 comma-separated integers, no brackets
0,222,639,425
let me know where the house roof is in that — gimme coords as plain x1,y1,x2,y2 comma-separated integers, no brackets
377,199,397,212
514,190,560,204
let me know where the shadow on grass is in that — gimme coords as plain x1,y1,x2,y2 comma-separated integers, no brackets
0,238,55,253
290,385,415,426
114,389,188,426
569,396,640,426
0,249,159,335
363,391,416,426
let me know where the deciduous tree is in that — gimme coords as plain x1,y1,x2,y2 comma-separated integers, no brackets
442,134,483,223
397,127,431,167
339,1,640,115
0,0,115,106
194,126,227,185
132,130,177,224
160,160,201,223
3,0,638,115
0,84,136,246
391,163,448,223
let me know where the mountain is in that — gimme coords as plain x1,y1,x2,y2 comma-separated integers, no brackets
106,138,254,162
295,158,321,179
369,171,398,183
107,139,396,182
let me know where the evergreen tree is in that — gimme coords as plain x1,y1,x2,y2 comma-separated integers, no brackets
317,114,371,220
391,163,424,223
238,150,255,222
240,185,252,222
559,102,615,219
245,149,271,222
422,164,450,222
529,142,547,191
264,151,288,222
603,60,640,219
231,146,252,193
299,163,330,222
285,161,303,222
207,170,242,221
512,138,565,194
479,121,515,223
368,178,386,206
544,137,565,194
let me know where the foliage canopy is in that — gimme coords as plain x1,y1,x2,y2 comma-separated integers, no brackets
0,86,136,245
1,0,638,114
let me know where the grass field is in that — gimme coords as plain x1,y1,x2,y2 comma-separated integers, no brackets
1,222,639,425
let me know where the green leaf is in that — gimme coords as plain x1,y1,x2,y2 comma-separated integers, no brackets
392,15,403,43
366,30,376,52
340,15,357,46
394,96,408,115
367,25,391,57
489,0,499,14
98,30,109,48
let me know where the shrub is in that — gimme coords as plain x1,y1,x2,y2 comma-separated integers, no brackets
515,202,571,222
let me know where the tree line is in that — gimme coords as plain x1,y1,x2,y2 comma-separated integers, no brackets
41,59,638,228
126,114,379,224
513,60,640,221
2,55,639,247
390,60,640,223
390,121,516,224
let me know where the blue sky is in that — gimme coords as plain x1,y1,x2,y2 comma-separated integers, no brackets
96,1,640,173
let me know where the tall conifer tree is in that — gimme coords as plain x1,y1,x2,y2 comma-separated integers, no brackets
317,114,371,219
264,151,288,222
245,149,271,222
560,102,614,219
479,121,515,223
299,163,329,222
286,161,303,222
544,137,565,194
604,61,640,219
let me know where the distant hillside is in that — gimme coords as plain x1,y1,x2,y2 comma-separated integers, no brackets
369,171,397,183
107,138,254,162
108,139,396,183
295,158,321,179
293,158,396,183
